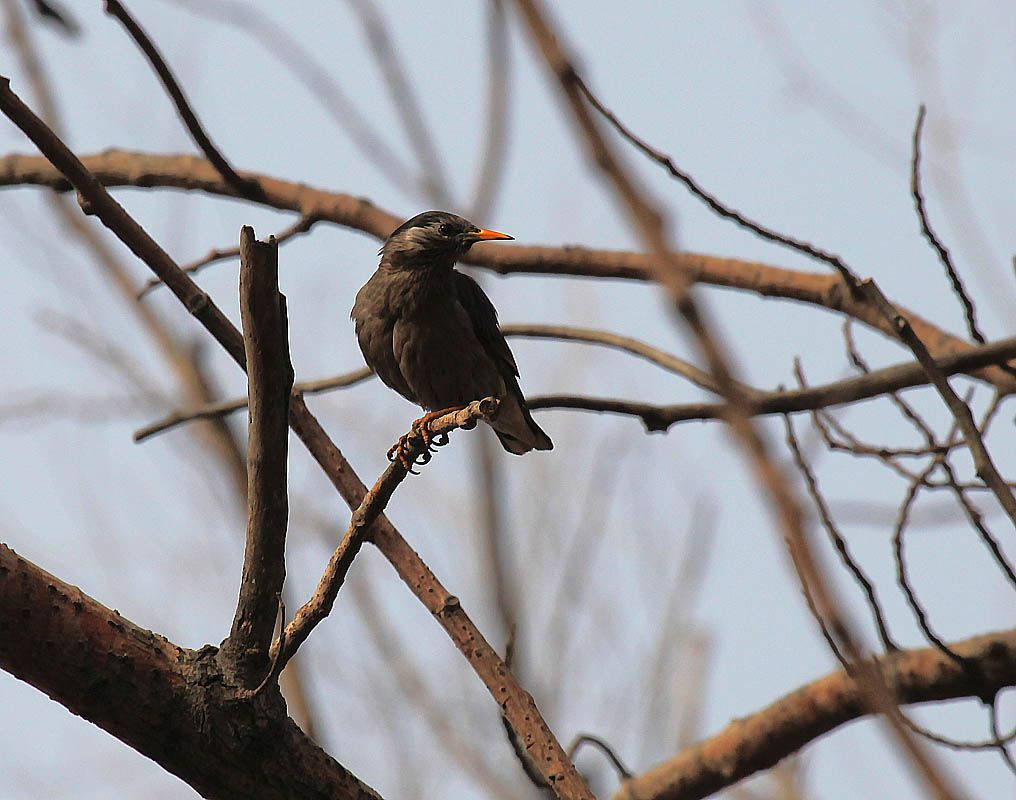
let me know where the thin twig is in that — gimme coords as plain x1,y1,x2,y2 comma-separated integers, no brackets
271,399,499,670
893,460,968,665
164,0,417,193
502,324,753,397
989,698,1016,777
526,332,1016,427
573,72,863,290
133,367,374,442
236,593,287,699
899,707,1016,752
568,734,633,781
784,414,898,653
844,323,1016,586
861,280,1016,531
911,105,984,344
137,214,317,299
104,0,263,199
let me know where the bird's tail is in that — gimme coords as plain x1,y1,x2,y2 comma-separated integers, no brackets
490,386,553,455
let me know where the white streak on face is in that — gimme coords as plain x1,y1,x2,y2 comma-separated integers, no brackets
383,224,451,259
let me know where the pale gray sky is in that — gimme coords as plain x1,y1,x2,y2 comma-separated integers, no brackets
1,1,1014,798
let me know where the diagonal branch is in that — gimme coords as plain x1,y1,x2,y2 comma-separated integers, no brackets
272,399,499,670
137,213,318,298
133,367,373,442
509,3,963,796
860,281,1016,529
612,629,1016,800
222,228,293,686
573,73,864,290
104,0,263,199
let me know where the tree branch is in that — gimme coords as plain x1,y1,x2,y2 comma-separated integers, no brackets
509,4,963,796
223,228,293,686
859,280,1016,530
272,399,499,670
134,324,1016,444
0,77,591,800
133,367,373,442
104,0,263,199
0,543,381,800
1,148,1010,392
614,629,1016,800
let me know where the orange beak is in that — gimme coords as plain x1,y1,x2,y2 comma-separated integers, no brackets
471,227,514,242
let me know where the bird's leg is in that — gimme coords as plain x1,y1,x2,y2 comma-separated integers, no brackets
386,405,467,473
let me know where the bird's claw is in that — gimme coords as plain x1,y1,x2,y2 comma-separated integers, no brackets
387,408,461,474
387,433,423,473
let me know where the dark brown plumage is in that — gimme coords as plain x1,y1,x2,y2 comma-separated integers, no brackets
351,211,552,455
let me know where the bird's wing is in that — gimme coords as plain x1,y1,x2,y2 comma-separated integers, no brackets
452,270,519,378
351,272,417,403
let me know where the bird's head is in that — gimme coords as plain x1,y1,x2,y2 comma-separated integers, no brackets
380,211,513,268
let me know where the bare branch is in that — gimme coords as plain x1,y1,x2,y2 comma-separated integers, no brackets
223,228,293,686
3,149,1011,391
104,0,263,200
165,0,417,193
272,399,498,670
860,280,1016,529
0,80,247,366
525,332,1016,428
572,74,863,290
0,79,591,799
137,214,318,299
783,414,898,652
612,629,1016,800
134,367,373,442
911,105,985,344
568,733,633,781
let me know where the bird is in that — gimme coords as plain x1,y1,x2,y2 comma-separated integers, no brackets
351,211,553,466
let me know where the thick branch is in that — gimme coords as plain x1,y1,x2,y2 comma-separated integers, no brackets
615,629,1016,800
224,228,293,685
1,149,1010,392
0,543,380,800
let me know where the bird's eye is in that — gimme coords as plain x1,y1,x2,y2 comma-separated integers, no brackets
438,223,455,237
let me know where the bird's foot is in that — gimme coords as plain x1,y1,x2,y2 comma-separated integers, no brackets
387,431,428,473
387,406,465,473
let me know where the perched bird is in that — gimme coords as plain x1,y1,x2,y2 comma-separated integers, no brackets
351,211,553,462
